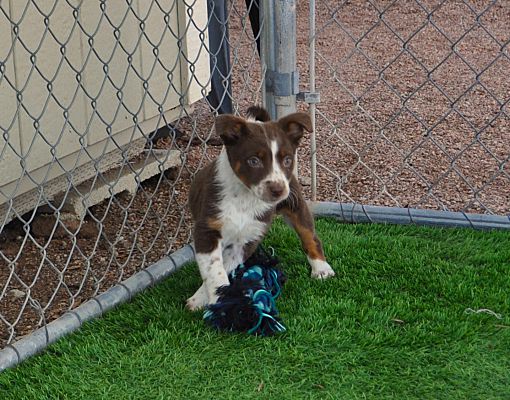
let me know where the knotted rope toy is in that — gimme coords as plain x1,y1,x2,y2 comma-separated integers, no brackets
203,247,287,336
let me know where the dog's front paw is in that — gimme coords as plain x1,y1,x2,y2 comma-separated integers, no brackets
186,286,209,311
186,296,206,311
310,259,336,279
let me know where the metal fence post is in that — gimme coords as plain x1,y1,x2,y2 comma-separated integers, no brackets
261,0,299,176
261,0,298,120
260,0,275,118
308,0,317,201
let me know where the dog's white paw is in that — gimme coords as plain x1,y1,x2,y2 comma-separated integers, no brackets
186,296,206,311
186,283,212,311
309,259,336,279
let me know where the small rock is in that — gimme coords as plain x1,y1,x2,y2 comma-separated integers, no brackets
30,213,98,239
206,137,223,146
9,289,25,299
300,176,312,186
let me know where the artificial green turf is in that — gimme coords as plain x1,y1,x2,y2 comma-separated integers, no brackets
1,219,510,399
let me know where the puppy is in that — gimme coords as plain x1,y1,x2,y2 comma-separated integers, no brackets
187,106,335,310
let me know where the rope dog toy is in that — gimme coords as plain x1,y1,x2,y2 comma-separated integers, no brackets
203,247,286,336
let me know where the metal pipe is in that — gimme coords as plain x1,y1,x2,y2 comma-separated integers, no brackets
261,0,276,118
309,0,317,201
273,0,297,118
310,202,510,230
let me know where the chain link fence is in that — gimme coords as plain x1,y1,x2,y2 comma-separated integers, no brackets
1,0,509,361
0,0,263,349
308,0,509,217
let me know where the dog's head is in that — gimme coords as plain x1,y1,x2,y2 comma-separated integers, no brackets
215,106,312,204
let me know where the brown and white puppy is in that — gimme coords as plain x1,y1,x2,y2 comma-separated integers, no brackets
187,106,335,310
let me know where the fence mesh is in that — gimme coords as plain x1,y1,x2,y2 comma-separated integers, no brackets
1,0,509,351
308,0,510,215
0,0,263,347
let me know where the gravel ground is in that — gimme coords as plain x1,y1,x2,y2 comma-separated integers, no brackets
1,0,509,347
300,0,510,214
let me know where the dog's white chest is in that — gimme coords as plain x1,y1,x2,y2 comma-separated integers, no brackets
214,148,273,249
218,197,269,247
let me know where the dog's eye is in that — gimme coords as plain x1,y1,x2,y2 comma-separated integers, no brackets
247,156,263,168
282,155,293,168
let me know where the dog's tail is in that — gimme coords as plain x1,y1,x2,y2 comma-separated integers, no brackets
246,106,271,122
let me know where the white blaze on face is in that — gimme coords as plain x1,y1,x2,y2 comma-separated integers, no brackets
252,139,290,202
269,140,289,193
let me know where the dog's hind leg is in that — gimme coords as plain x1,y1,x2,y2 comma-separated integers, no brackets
282,208,335,279
277,178,335,279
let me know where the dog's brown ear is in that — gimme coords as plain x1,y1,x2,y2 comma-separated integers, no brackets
215,115,248,146
278,112,312,144
247,106,271,122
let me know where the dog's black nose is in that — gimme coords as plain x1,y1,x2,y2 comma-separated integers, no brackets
267,182,284,199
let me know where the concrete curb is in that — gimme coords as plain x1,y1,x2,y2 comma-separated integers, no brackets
0,244,195,372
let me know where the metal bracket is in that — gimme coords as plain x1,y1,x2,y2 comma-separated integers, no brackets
297,91,321,104
265,70,300,96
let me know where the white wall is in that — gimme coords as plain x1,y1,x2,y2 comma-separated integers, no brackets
0,0,210,203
